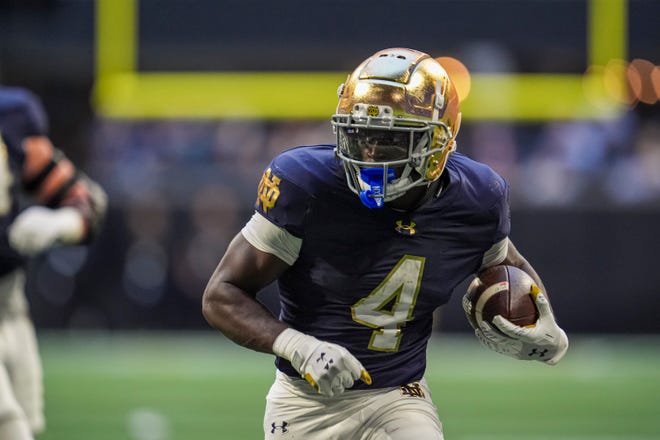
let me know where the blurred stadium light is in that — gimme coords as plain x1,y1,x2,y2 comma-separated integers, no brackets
94,0,630,120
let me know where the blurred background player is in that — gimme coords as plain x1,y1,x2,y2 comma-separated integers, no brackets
202,48,568,439
0,86,107,440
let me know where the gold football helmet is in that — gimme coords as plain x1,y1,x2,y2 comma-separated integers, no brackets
332,48,461,208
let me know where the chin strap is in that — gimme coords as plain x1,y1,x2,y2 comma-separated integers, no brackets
359,168,395,209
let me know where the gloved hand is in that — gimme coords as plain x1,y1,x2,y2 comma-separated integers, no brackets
272,328,372,396
8,206,84,256
474,320,525,359
478,286,569,365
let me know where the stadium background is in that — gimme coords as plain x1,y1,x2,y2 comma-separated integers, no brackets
1,0,659,439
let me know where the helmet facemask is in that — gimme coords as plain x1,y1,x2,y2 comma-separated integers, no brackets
333,104,456,208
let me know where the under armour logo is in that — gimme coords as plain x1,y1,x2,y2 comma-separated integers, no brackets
395,220,416,235
528,348,549,358
316,352,334,370
271,421,288,433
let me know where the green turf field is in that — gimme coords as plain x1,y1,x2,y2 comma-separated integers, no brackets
38,332,660,440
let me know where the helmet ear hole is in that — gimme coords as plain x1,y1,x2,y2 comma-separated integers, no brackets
425,150,450,181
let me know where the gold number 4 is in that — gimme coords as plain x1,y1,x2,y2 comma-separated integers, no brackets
351,255,425,352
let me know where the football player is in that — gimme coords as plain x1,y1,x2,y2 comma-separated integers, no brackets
202,48,568,439
0,86,107,440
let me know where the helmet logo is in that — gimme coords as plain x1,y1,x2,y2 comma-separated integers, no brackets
367,105,379,117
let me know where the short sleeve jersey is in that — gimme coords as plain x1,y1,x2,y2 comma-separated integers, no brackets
255,145,510,389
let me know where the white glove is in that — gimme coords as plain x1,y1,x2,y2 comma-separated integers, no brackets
8,206,85,256
479,287,568,365
272,328,372,396
474,320,525,359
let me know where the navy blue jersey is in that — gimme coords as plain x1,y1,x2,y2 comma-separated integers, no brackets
255,145,510,389
0,87,49,275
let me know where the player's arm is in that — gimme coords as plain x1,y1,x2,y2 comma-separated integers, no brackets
472,237,569,364
202,231,290,353
8,135,107,255
202,213,371,396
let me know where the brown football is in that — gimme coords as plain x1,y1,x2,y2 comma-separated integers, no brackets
463,265,539,332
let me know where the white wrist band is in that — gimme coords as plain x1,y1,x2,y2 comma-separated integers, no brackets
272,328,306,361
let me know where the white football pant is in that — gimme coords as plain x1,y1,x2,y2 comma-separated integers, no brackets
264,370,444,440
0,270,44,440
